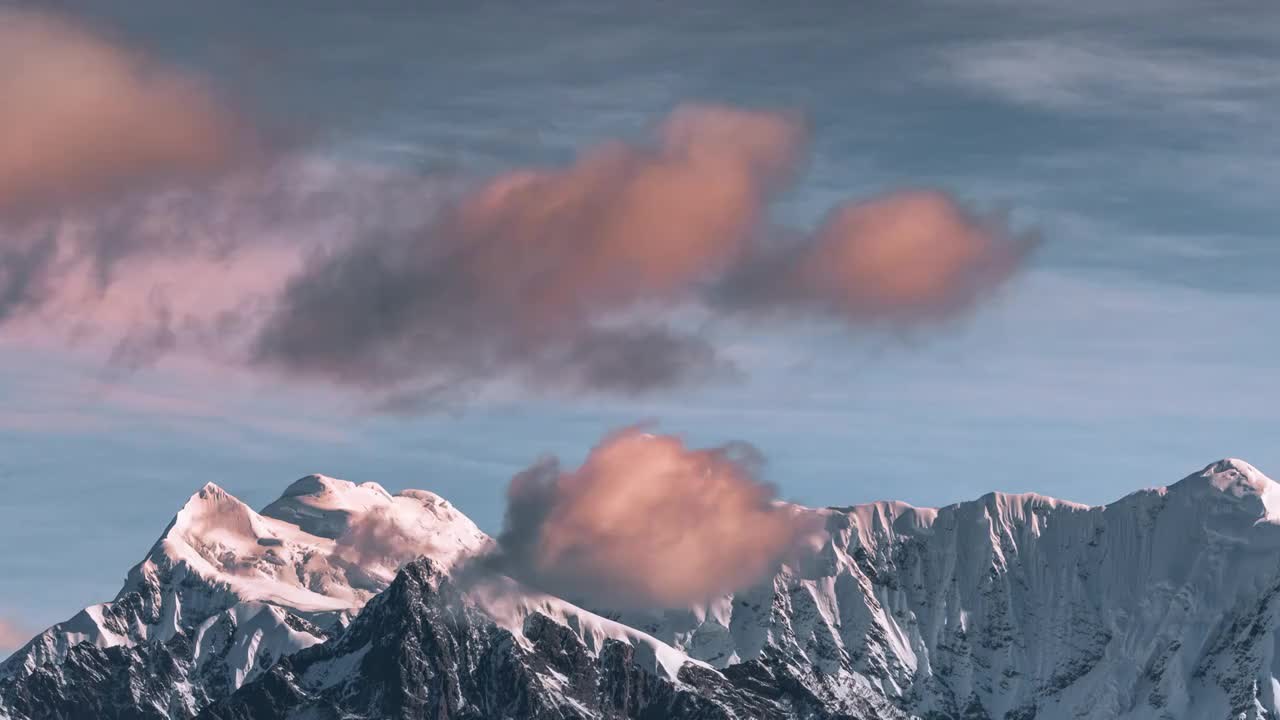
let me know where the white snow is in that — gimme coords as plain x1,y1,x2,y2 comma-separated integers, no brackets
468,573,698,681
14,459,1280,720
1,474,490,686
610,458,1280,719
260,475,395,539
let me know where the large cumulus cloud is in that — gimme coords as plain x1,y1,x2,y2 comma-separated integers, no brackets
482,428,823,608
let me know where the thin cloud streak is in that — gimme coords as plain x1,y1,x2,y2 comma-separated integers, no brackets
939,36,1279,117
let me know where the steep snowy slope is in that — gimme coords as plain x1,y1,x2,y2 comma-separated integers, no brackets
200,558,902,720
0,474,757,720
0,475,489,720
607,458,1280,719
11,459,1280,720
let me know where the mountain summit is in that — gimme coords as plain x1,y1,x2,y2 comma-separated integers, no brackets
0,475,489,719
7,460,1280,719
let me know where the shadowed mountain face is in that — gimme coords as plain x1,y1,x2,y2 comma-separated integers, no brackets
7,460,1280,720
198,559,881,720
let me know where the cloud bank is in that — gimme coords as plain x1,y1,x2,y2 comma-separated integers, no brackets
484,428,823,608
250,106,1034,403
251,106,803,395
0,9,250,217
0,28,1036,409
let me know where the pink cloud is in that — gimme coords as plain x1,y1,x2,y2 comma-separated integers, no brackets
0,616,31,657
792,190,1035,321
490,428,824,608
256,105,806,394
452,104,802,324
0,9,250,216
0,98,1037,410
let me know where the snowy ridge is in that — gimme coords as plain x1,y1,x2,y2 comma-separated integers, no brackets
0,474,491,719
11,459,1280,720
610,458,1280,719
468,573,696,681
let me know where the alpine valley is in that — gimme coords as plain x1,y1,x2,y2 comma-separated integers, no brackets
6,458,1280,720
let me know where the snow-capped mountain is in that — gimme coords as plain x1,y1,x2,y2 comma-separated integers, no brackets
603,457,1280,719
9,459,1280,720
199,558,900,720
0,474,489,720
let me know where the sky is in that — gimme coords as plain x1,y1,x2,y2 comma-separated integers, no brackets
2,0,1279,648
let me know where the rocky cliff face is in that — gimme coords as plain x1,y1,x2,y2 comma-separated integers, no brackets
8,459,1280,720
199,559,899,720
611,458,1280,719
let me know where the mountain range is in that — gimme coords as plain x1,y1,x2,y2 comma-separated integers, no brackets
5,458,1280,719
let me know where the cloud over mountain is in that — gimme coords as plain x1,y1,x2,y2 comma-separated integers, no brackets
485,428,823,608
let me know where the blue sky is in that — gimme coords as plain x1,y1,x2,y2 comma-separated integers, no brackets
2,0,1279,643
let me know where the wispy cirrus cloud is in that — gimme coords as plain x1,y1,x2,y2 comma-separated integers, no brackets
938,35,1278,118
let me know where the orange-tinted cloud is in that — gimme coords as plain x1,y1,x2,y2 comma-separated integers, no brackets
487,428,822,608
0,9,249,216
254,107,1034,403
0,616,30,657
719,190,1035,323
793,190,1035,320
0,96,1036,407
254,105,804,395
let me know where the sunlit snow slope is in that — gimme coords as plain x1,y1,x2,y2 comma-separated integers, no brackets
607,459,1280,719
0,474,489,717
9,459,1280,720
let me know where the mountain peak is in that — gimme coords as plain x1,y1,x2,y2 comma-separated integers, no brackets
1171,458,1280,522
191,481,230,501
1191,457,1273,491
279,473,392,500
1206,457,1268,480
262,473,394,539
172,481,252,528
